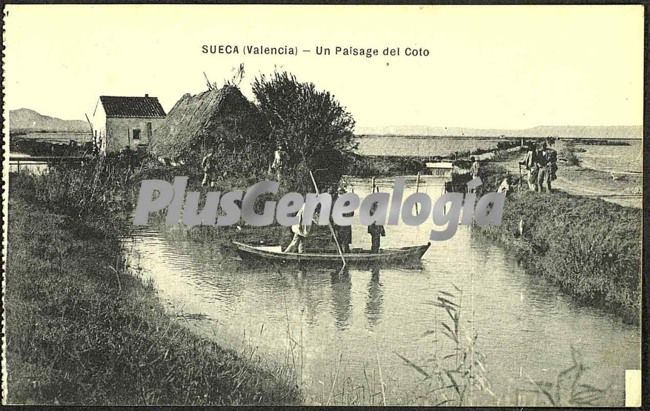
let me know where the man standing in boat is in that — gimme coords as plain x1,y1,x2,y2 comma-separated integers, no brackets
332,185,352,253
283,203,320,254
367,202,385,254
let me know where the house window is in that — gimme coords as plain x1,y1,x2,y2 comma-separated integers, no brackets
146,122,153,138
132,129,141,140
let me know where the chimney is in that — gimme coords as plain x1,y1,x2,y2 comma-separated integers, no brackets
145,93,149,97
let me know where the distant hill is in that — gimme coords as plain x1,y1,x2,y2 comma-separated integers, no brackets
9,108,89,133
357,125,642,139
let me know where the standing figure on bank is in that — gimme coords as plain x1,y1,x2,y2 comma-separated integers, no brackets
470,156,481,179
367,203,386,254
269,143,288,183
469,156,483,194
520,143,539,191
201,148,219,187
536,143,551,192
545,138,558,191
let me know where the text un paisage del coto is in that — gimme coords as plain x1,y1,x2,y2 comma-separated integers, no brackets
201,44,430,58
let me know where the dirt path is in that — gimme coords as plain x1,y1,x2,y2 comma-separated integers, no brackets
497,159,642,209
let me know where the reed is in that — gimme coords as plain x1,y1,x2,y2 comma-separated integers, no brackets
394,287,493,406
392,286,616,406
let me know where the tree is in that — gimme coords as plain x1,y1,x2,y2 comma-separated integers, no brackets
252,71,357,191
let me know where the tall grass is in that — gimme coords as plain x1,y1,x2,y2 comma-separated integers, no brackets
393,287,614,406
395,287,492,406
513,346,613,406
6,165,301,404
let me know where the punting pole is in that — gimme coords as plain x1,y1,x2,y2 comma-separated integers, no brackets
415,171,421,213
309,170,346,267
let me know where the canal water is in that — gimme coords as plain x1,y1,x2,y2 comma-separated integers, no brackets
8,152,49,175
122,178,640,406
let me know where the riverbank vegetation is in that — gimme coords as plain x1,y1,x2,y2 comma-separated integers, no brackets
559,140,582,166
6,164,300,405
475,162,641,324
251,71,357,192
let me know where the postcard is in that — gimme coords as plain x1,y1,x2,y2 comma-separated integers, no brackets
2,4,643,406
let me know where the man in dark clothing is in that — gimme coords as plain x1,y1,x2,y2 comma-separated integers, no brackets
331,186,352,253
337,186,353,253
536,143,551,192
546,138,558,188
367,202,385,254
519,143,539,191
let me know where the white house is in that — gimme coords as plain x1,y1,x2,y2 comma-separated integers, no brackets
92,94,166,153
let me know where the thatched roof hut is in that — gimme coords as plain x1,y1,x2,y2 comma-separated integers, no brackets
151,85,270,161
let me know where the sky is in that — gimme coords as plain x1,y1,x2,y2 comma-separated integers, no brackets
4,5,644,132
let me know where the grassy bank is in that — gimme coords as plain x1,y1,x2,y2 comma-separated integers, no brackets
6,167,300,405
474,163,641,324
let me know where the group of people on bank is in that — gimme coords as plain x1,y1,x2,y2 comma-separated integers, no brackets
519,139,558,192
466,138,558,196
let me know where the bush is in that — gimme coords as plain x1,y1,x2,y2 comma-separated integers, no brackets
252,71,357,192
560,141,581,166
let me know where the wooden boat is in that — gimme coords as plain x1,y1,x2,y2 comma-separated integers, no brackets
232,241,431,266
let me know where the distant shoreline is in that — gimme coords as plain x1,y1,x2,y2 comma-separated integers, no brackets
355,134,641,140
10,129,90,135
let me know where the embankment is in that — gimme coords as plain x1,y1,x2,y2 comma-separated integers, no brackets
474,163,641,324
6,169,300,405
347,139,521,177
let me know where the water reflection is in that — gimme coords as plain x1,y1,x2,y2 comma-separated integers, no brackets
365,266,383,329
330,267,352,330
292,267,322,327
